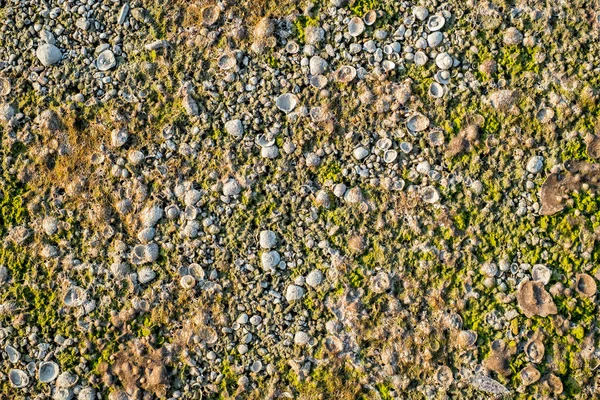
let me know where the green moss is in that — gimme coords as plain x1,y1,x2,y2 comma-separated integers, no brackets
317,159,342,184
292,15,320,44
349,0,380,17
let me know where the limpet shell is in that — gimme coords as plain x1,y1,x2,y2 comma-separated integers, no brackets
348,17,365,37
6,344,20,363
255,134,276,148
520,365,541,387
0,77,11,96
38,361,60,383
309,106,327,122
285,41,299,54
336,65,357,83
400,141,412,154
575,273,597,297
217,53,236,70
363,10,377,26
457,330,477,348
64,286,86,307
427,14,445,31
382,60,395,72
524,339,544,363
9,369,29,388
406,114,430,132
435,52,453,69
421,185,440,203
376,137,392,150
276,93,298,113
383,149,398,163
428,130,445,146
435,366,454,388
537,107,554,123
180,275,196,289
309,75,328,89
428,82,444,98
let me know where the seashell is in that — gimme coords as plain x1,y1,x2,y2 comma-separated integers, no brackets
344,187,363,204
201,5,220,26
422,186,440,203
400,142,413,154
132,297,150,312
197,326,218,345
348,17,365,37
537,107,554,123
382,60,395,72
542,374,563,395
138,266,156,284
78,387,96,400
137,227,155,243
38,361,59,383
0,77,12,96
575,273,597,297
392,179,405,191
261,250,281,270
5,344,20,363
370,271,390,293
276,93,298,113
64,286,86,307
434,70,451,84
9,369,29,388
145,243,159,263
96,49,116,71
261,145,279,159
56,371,78,388
294,331,311,346
217,53,236,70
324,336,343,353
383,44,393,55
312,108,330,124
435,52,453,70
223,178,241,197
414,51,428,66
520,365,541,387
165,204,180,220
336,65,357,83
180,275,196,289
309,75,328,89
428,130,445,146
285,40,299,54
363,10,377,26
524,339,544,363
457,330,477,348
427,14,445,31
428,82,444,98
376,138,392,150
470,375,509,395
413,6,429,21
383,149,398,163
255,134,276,147
406,114,430,132
436,366,454,388
141,205,163,228
189,263,205,280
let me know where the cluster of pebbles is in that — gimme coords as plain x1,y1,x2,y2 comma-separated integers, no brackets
1,0,600,398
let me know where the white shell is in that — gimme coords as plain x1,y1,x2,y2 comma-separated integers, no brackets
348,17,365,37
285,41,299,54
5,344,20,363
0,77,11,96
38,361,59,383
223,178,241,196
217,53,236,70
256,134,276,148
363,10,377,26
180,275,196,289
201,5,220,25
9,369,29,388
353,146,370,160
64,286,86,307
422,186,440,203
383,149,398,163
435,70,451,84
336,66,357,83
309,75,328,89
400,142,413,153
261,145,279,159
406,114,430,132
414,51,428,66
382,60,396,71
309,106,327,122
427,14,445,31
376,138,392,150
97,50,116,71
138,267,156,284
276,93,298,113
429,82,444,98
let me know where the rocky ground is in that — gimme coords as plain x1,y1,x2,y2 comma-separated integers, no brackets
1,0,600,398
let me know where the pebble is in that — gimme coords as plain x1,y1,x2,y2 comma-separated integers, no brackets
36,44,62,66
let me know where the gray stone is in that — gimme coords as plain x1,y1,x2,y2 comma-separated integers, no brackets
36,44,62,66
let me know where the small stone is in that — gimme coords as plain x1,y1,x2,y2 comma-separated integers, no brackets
309,56,328,76
36,44,62,66
306,270,324,287
225,119,244,138
503,27,523,45
97,50,116,71
526,156,543,174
